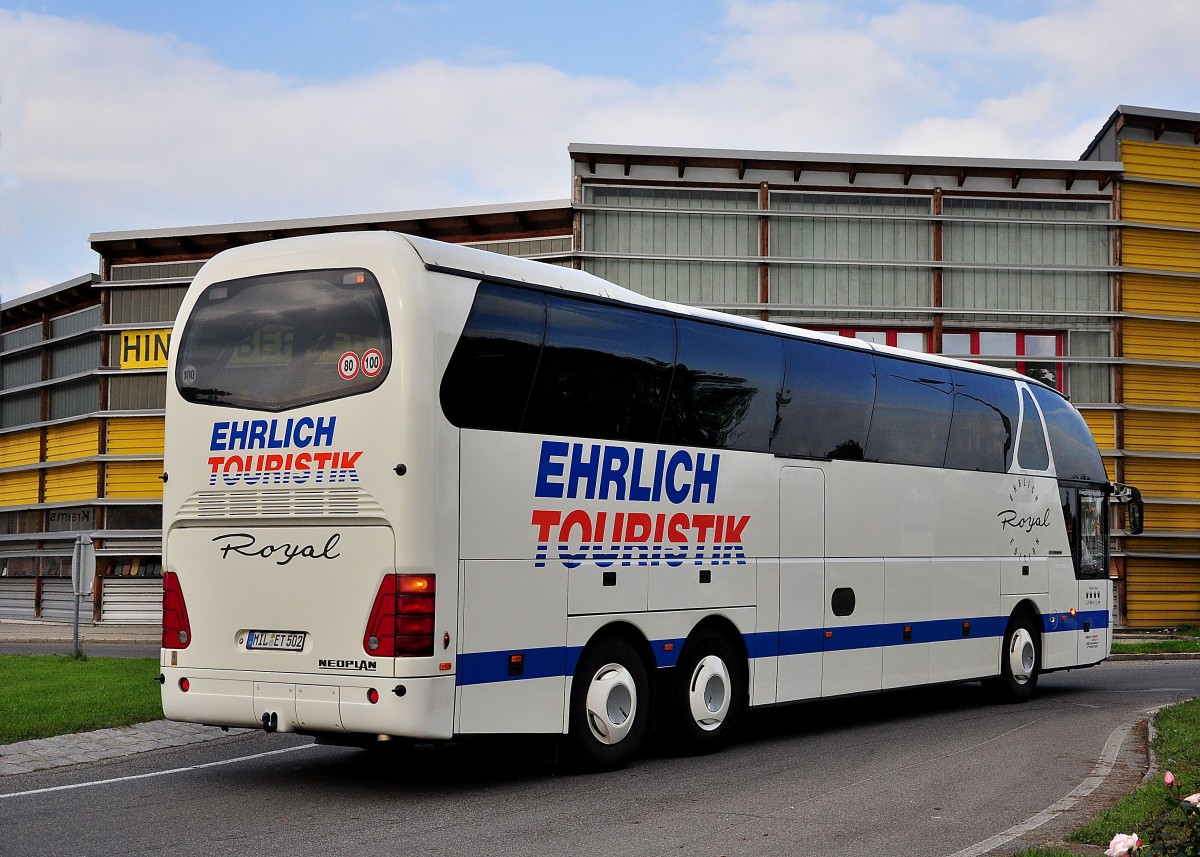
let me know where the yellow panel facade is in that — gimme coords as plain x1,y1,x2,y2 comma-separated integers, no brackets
1122,182,1200,228
1132,538,1200,554
1147,504,1200,531
1124,458,1200,499
43,463,98,503
1123,366,1200,407
1121,140,1200,183
1125,412,1200,453
1123,229,1200,273
1125,559,1200,627
1123,273,1200,318
1080,408,1116,450
0,471,39,506
0,430,41,467
106,417,165,455
1123,319,1200,362
45,420,100,462
105,461,164,499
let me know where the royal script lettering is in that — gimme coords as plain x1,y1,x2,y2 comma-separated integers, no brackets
997,509,1052,534
213,532,341,566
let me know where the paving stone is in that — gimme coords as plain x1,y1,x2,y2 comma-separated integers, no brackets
1,719,239,778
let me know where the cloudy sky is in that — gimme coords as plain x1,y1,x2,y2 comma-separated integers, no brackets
2,0,1198,301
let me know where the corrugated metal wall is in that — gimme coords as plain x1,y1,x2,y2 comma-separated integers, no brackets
107,417,164,455
45,420,100,461
1122,140,1200,182
105,461,164,499
100,580,161,624
1119,140,1200,625
582,186,759,305
1123,273,1200,316
0,429,40,466
108,285,188,326
0,471,38,506
43,463,98,503
1123,318,1199,360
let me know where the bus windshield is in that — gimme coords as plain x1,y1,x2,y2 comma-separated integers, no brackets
174,268,390,412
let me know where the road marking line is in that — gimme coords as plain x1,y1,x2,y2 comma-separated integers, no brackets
944,721,1131,857
0,743,316,800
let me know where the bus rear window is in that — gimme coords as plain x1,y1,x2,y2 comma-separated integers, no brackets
175,269,390,412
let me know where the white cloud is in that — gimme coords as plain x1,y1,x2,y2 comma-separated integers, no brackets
2,2,1200,301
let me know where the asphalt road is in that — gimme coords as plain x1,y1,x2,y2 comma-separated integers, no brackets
2,659,1196,857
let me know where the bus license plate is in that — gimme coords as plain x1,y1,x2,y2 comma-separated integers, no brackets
247,631,306,651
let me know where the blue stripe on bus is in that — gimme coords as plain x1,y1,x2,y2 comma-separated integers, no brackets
454,610,1109,686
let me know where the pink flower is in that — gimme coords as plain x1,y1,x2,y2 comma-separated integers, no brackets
1105,832,1142,857
1165,771,1176,786
1184,793,1200,806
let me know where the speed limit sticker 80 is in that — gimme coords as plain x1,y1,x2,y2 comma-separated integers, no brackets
338,349,384,381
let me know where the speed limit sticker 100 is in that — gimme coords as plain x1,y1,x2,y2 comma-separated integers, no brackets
338,349,383,381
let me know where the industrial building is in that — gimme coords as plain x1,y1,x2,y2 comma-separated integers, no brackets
1,104,1196,626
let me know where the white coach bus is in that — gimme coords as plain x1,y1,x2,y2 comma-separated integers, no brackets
160,231,1142,768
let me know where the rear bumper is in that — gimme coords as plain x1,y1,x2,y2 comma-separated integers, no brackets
160,667,456,740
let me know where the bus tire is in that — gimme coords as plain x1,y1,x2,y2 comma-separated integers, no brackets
989,612,1040,702
663,628,744,754
566,637,650,770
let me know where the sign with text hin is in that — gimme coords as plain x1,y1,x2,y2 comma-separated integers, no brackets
120,328,172,369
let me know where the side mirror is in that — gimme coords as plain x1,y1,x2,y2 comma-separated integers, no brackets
1127,486,1145,536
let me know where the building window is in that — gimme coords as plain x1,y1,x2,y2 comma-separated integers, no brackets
941,331,1063,390
105,505,162,531
105,556,162,578
1,557,38,578
0,509,42,535
822,328,930,353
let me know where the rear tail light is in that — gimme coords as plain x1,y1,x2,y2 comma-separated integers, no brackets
162,571,192,649
364,574,436,657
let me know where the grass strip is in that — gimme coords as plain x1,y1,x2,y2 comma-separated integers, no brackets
1111,639,1200,655
1071,696,1200,847
0,654,163,745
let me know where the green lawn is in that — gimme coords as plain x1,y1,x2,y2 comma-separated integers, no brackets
1112,628,1200,656
0,654,163,745
1111,639,1200,655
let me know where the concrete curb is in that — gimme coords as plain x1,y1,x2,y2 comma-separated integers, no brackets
0,721,248,778
0,619,158,645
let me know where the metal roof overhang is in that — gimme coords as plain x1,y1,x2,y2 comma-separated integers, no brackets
89,200,573,266
1083,105,1200,159
569,143,1121,191
1,274,100,330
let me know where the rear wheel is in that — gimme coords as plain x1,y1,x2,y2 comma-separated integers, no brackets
566,637,650,770
662,629,744,754
989,612,1040,702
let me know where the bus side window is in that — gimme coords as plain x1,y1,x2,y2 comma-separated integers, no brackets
864,356,953,467
1016,388,1050,472
945,370,1019,473
659,321,783,453
440,283,546,432
523,295,675,443
773,340,875,460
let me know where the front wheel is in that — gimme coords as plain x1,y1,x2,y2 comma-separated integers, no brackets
566,637,650,770
662,629,745,754
988,613,1040,702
